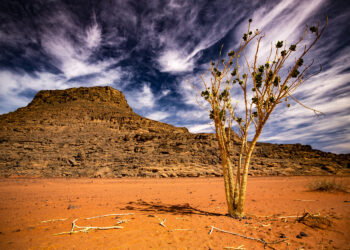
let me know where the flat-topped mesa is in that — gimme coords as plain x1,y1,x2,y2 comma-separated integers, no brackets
0,86,349,178
28,86,131,111
0,86,186,133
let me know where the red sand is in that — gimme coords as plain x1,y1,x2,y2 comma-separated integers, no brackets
0,177,349,249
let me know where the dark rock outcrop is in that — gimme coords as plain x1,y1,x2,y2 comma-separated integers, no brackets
0,86,349,178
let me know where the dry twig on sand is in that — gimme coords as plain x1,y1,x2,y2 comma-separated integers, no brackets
224,245,245,250
274,212,332,229
278,213,320,222
41,218,68,223
168,229,192,232
294,199,317,202
54,218,126,235
297,212,332,229
209,226,287,249
155,215,166,227
85,213,134,220
176,217,188,220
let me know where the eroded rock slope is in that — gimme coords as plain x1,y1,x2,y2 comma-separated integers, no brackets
0,86,349,177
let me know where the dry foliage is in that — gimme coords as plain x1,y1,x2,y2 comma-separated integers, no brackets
297,212,332,229
308,179,348,193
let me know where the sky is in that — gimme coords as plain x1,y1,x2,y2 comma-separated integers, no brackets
0,0,349,154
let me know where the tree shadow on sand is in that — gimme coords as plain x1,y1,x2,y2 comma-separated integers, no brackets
121,199,223,217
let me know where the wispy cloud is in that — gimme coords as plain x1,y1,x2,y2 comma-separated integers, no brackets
157,50,195,73
146,111,170,121
176,110,208,122
125,83,155,110
173,0,349,153
232,0,326,72
187,123,215,134
85,12,102,50
0,70,68,113
144,1,248,73
259,46,350,153
0,2,124,113
0,0,348,153
40,9,117,80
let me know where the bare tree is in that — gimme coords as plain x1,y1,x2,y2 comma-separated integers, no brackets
199,18,327,218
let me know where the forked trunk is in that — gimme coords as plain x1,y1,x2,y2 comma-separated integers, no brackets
219,139,236,216
226,157,235,215
233,141,245,210
234,130,261,217
214,120,237,216
214,121,234,215
234,148,253,217
222,160,234,215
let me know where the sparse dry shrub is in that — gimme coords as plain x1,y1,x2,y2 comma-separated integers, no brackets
94,167,113,178
197,17,328,217
308,179,348,193
297,212,332,229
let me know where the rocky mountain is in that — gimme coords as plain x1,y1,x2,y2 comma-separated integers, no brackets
0,86,349,178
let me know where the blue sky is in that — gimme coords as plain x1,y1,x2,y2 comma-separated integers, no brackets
0,0,349,153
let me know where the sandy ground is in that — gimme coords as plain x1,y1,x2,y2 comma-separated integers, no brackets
0,177,349,250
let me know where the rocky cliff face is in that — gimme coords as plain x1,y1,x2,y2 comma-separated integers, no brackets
0,86,349,178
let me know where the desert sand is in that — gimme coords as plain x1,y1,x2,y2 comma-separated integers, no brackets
0,177,349,249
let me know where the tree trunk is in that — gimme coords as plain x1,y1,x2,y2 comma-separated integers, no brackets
235,146,254,217
233,142,244,209
222,157,234,215
214,121,235,216
226,156,235,211
219,138,236,216
235,130,261,217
